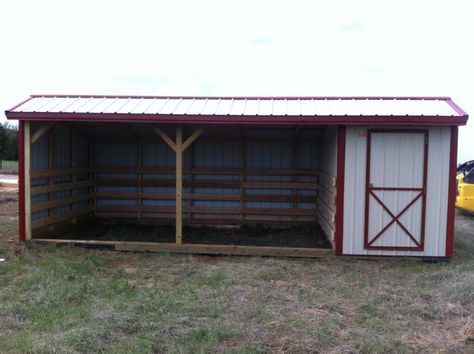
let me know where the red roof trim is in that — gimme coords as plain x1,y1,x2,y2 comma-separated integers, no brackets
4,111,468,125
446,98,468,117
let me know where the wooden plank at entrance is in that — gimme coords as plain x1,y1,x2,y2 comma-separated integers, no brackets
33,238,334,258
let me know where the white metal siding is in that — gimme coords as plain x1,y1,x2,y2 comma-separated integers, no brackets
343,126,451,257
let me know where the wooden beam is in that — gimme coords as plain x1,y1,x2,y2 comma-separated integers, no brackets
152,126,176,151
31,193,94,212
94,192,317,203
175,126,183,245
24,122,32,241
95,178,319,190
31,206,93,229
31,122,56,145
33,239,334,258
30,167,94,178
31,179,95,195
182,126,205,151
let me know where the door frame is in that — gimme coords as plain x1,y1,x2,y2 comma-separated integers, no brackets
364,129,429,251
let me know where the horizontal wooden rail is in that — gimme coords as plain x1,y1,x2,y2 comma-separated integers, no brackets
95,192,317,203
29,166,324,178
31,194,94,213
94,205,316,216
31,167,94,178
94,166,320,177
31,206,93,229
31,179,95,196
96,178,319,190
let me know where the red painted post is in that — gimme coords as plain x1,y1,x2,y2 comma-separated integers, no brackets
446,126,458,257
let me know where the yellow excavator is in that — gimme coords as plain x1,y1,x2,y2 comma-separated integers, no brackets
456,160,474,213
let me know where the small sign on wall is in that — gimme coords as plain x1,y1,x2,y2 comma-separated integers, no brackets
358,131,367,137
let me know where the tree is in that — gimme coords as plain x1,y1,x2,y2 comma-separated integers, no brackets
0,123,5,168
0,122,18,162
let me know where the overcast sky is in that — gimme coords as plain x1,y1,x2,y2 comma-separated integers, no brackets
1,0,473,161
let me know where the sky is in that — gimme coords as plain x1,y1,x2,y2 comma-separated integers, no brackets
0,0,473,162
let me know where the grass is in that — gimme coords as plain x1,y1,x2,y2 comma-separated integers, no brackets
0,160,18,173
0,188,473,352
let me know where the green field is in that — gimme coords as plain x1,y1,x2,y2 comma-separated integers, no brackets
0,160,18,173
0,188,473,353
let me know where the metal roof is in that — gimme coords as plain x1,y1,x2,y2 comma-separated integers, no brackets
5,95,468,125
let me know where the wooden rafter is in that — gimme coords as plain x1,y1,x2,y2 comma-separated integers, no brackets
152,126,176,151
182,127,205,151
31,122,56,144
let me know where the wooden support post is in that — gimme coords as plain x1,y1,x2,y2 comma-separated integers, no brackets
151,125,206,244
175,126,183,245
24,122,32,241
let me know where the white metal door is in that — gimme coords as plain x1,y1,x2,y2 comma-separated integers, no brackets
364,130,428,251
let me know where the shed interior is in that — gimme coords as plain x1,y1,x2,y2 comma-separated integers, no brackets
28,121,338,252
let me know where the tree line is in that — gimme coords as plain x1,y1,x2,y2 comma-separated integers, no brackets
0,122,18,162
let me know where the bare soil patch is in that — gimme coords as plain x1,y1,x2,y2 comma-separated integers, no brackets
54,219,332,248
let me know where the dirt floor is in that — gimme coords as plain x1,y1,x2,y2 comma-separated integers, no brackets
55,220,332,248
1,187,473,353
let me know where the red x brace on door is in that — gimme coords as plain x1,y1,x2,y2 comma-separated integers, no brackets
367,189,423,248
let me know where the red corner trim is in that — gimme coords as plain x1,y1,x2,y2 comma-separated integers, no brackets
446,126,458,257
18,121,26,242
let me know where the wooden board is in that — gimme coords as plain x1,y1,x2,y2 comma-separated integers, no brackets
32,238,334,258
31,206,93,229
31,179,95,195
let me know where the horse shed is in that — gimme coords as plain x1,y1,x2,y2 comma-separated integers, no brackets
5,95,468,258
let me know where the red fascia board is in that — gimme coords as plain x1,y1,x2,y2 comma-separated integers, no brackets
27,94,453,101
446,98,469,117
4,111,468,126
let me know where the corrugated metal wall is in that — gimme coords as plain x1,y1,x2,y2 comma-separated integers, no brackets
93,126,322,223
30,123,92,227
343,126,451,257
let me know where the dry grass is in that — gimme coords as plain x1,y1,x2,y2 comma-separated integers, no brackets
0,187,473,353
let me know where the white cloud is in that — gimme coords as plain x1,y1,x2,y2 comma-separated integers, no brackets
1,0,473,161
